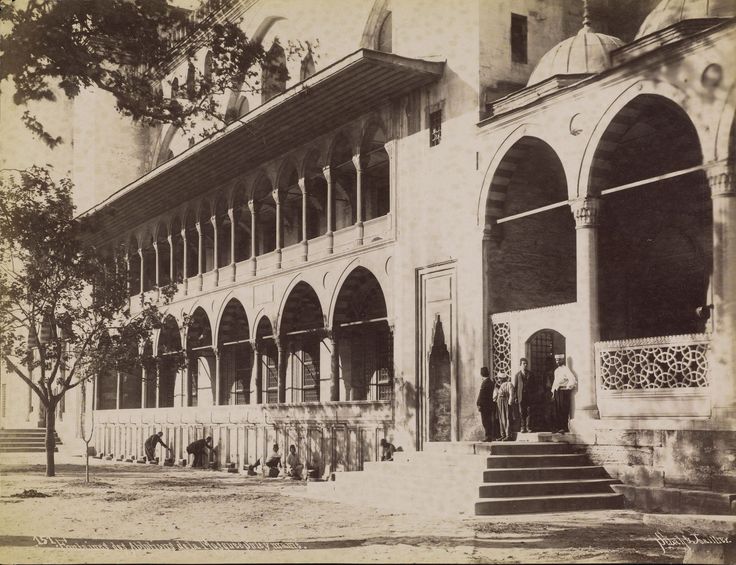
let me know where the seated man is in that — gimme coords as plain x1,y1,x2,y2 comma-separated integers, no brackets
285,445,304,480
380,438,396,461
264,444,282,477
186,436,213,468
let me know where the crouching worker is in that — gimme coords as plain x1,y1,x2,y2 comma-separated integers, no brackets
380,438,396,461
285,445,304,480
264,444,282,477
144,431,169,462
187,436,213,468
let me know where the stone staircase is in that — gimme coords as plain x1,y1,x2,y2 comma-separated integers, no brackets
305,438,623,516
0,429,61,453
475,439,623,515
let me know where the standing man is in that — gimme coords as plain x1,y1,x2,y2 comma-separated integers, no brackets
476,367,494,442
512,358,533,433
144,431,169,462
551,354,577,434
186,435,213,468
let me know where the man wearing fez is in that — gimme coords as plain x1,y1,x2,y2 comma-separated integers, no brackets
551,354,577,434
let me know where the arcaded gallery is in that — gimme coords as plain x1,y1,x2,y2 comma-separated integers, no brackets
3,0,735,516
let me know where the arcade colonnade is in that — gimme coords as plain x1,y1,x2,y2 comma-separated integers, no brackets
123,123,392,296
97,266,394,412
482,87,736,423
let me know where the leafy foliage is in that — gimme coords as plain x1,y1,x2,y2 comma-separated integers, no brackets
0,167,186,475
0,0,280,145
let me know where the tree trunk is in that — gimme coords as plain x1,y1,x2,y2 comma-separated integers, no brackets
45,402,57,477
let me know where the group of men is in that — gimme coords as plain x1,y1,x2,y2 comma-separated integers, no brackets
477,354,578,441
143,432,306,478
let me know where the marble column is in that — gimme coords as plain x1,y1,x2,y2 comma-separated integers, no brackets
276,337,286,403
353,154,364,246
181,227,188,294
229,207,236,282
299,177,308,261
709,166,736,419
571,197,601,419
273,189,282,269
196,222,203,291
248,200,257,276
211,214,219,286
323,165,334,253
328,330,340,401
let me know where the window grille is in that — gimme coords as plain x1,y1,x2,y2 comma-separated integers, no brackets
429,110,442,147
265,353,278,404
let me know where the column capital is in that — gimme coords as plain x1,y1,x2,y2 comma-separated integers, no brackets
482,223,504,243
571,197,602,229
166,233,173,245
247,199,257,214
322,165,332,181
708,165,734,198
195,221,202,234
297,177,307,194
272,189,281,205
210,214,217,227
352,154,363,172
152,241,159,251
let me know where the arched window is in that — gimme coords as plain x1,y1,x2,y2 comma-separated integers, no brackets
171,78,179,99
377,12,392,53
186,62,196,99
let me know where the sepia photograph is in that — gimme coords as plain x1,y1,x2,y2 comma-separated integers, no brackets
0,0,734,562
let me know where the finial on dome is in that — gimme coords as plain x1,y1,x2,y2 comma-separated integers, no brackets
582,0,592,30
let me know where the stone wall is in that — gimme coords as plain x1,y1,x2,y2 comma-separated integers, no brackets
93,401,393,476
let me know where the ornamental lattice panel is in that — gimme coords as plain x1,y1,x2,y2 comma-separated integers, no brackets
597,335,709,390
491,322,511,378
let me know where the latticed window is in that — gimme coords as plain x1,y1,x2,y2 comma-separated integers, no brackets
429,110,442,147
265,353,278,404
377,329,393,400
302,351,319,402
188,358,199,407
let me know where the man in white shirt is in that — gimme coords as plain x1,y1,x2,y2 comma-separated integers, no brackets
551,354,577,434
264,444,282,477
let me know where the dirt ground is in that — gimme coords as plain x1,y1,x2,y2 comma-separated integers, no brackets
0,453,690,564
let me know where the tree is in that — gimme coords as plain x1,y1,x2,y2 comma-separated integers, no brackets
0,0,287,146
0,166,185,477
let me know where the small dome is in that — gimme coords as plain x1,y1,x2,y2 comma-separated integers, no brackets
636,0,736,39
527,26,624,87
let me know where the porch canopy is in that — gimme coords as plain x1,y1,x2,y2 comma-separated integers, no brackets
81,49,445,240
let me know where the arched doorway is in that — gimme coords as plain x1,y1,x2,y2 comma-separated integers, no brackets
592,95,711,341
281,282,325,402
187,308,214,407
332,267,392,401
218,299,251,405
526,329,565,432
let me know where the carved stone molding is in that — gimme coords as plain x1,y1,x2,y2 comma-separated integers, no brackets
571,197,602,228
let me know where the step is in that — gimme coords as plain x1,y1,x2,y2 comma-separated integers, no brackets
474,492,624,515
483,465,609,482
489,442,579,455
479,478,620,498
486,453,589,468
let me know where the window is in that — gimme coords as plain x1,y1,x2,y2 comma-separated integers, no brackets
511,14,528,64
429,109,442,147
264,351,278,403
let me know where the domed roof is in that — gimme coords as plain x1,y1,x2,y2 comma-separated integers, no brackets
527,25,624,87
636,0,736,39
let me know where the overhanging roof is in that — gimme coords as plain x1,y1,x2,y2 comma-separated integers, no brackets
82,49,445,241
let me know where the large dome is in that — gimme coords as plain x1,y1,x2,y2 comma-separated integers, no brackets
636,0,736,39
527,26,624,87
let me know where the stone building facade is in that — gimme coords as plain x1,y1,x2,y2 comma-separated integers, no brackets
2,0,735,510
